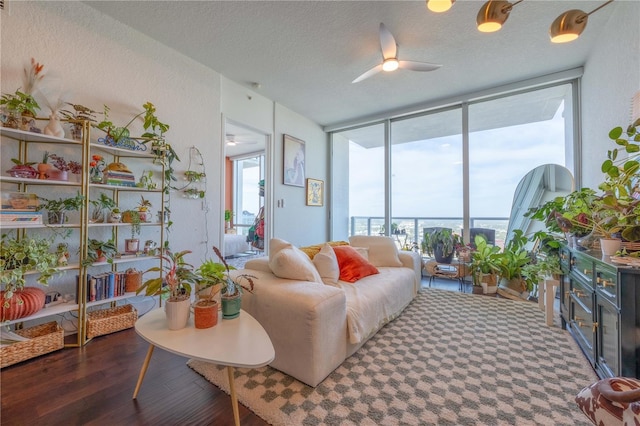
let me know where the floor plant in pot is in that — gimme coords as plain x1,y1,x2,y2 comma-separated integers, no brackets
197,246,255,320
0,232,60,321
495,229,534,300
470,234,501,294
422,228,461,264
137,249,198,330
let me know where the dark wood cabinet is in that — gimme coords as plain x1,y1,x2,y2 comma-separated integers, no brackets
560,245,640,379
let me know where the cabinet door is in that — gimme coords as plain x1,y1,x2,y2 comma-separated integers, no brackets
596,297,619,378
569,277,595,364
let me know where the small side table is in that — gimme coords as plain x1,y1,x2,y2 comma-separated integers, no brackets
424,259,470,292
133,308,275,426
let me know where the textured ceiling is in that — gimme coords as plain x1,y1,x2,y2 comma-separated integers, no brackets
86,1,616,129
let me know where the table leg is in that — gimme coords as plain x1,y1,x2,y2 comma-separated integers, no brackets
544,279,559,327
132,344,155,399
227,366,240,426
538,279,545,311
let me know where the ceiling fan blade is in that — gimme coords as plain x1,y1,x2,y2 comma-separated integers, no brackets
398,60,442,72
379,23,397,60
352,64,383,83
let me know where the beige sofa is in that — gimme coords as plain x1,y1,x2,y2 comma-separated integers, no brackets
235,236,421,387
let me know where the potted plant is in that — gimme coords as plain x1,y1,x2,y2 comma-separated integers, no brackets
495,229,534,300
137,249,199,330
37,151,51,180
470,234,501,293
224,209,233,230
37,191,85,224
422,228,461,264
6,158,38,179
60,102,98,141
0,90,40,130
89,193,117,223
197,246,255,320
123,210,142,254
0,233,60,321
136,196,152,222
47,153,82,181
83,238,117,266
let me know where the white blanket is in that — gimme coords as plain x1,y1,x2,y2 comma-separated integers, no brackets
340,267,416,344
224,234,250,256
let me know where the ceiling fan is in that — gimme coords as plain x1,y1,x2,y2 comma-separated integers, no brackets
352,23,442,84
226,134,258,146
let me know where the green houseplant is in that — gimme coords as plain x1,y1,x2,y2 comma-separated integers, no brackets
495,229,534,298
1,233,60,321
89,193,117,223
196,246,255,319
422,228,461,264
137,249,199,329
0,90,40,129
83,238,118,266
470,234,501,292
37,191,85,224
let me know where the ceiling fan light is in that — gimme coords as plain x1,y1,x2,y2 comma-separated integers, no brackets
427,0,454,13
382,58,399,72
477,0,511,33
549,9,588,43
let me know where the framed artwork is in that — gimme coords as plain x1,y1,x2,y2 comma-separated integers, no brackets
283,134,305,187
306,178,324,206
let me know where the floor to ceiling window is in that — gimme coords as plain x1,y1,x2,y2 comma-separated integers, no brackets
330,78,576,248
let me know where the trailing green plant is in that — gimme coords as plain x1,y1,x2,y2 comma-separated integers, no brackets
124,210,142,239
83,238,117,266
137,249,199,301
0,233,60,300
37,191,85,213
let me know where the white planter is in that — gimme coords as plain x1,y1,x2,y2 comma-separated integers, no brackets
600,238,621,256
165,298,191,330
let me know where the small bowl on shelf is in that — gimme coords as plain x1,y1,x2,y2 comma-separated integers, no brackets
6,166,38,179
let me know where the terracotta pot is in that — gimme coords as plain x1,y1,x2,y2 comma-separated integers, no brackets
0,287,46,321
37,163,51,180
194,300,219,329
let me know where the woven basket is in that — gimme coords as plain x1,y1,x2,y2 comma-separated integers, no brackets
124,270,143,293
86,304,137,339
1,321,64,368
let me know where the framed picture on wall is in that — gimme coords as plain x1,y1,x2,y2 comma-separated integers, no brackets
306,178,323,206
283,134,305,187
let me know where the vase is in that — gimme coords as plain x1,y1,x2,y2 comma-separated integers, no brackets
193,300,219,329
577,227,600,251
47,169,68,181
125,238,140,254
600,238,622,256
165,298,191,330
90,207,104,223
109,211,122,223
48,211,67,225
37,163,51,180
69,122,83,141
90,169,104,184
221,294,242,319
44,114,65,138
0,288,46,321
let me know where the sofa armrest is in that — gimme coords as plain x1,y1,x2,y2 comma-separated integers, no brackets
237,269,348,387
244,256,271,273
398,251,422,293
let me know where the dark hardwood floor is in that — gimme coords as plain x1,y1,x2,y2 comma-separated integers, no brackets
0,278,471,426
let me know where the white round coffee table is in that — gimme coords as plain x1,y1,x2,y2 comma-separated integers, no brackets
133,308,274,426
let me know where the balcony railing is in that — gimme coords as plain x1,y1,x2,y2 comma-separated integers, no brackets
350,216,509,248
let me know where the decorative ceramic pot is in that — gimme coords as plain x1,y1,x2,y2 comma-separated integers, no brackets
109,211,122,223
600,238,622,257
37,163,51,180
47,169,68,181
0,287,46,321
165,298,191,330
193,300,218,329
44,114,65,138
221,294,242,319
48,211,67,225
125,238,140,254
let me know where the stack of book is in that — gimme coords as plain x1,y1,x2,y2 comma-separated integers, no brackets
0,192,43,225
84,272,129,302
103,170,136,187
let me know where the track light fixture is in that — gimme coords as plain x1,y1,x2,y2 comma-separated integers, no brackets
426,0,455,13
477,0,523,33
549,0,614,43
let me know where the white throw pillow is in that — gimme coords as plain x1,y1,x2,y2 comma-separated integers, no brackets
313,243,340,287
269,238,322,283
348,235,403,267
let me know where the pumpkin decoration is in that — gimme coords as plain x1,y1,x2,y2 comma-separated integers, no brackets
0,287,46,321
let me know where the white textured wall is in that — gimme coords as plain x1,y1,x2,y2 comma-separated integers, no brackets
582,1,640,190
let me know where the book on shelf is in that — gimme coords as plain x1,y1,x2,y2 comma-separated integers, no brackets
0,210,43,224
1,192,39,211
85,271,128,302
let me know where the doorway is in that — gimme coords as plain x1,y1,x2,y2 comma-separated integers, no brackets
222,120,269,258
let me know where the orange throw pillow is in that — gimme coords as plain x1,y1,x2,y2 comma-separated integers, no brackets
333,245,379,283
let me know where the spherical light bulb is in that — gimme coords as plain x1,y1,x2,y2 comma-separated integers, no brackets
382,58,399,72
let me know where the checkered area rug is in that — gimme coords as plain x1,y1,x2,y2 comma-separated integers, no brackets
188,288,597,425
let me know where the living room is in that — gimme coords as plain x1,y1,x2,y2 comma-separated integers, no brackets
1,1,639,425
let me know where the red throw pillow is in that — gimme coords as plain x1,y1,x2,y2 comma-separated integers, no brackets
333,245,379,283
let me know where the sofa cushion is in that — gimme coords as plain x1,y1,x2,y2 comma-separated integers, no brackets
349,235,403,267
269,238,322,283
333,245,379,283
313,243,340,287
299,240,349,259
